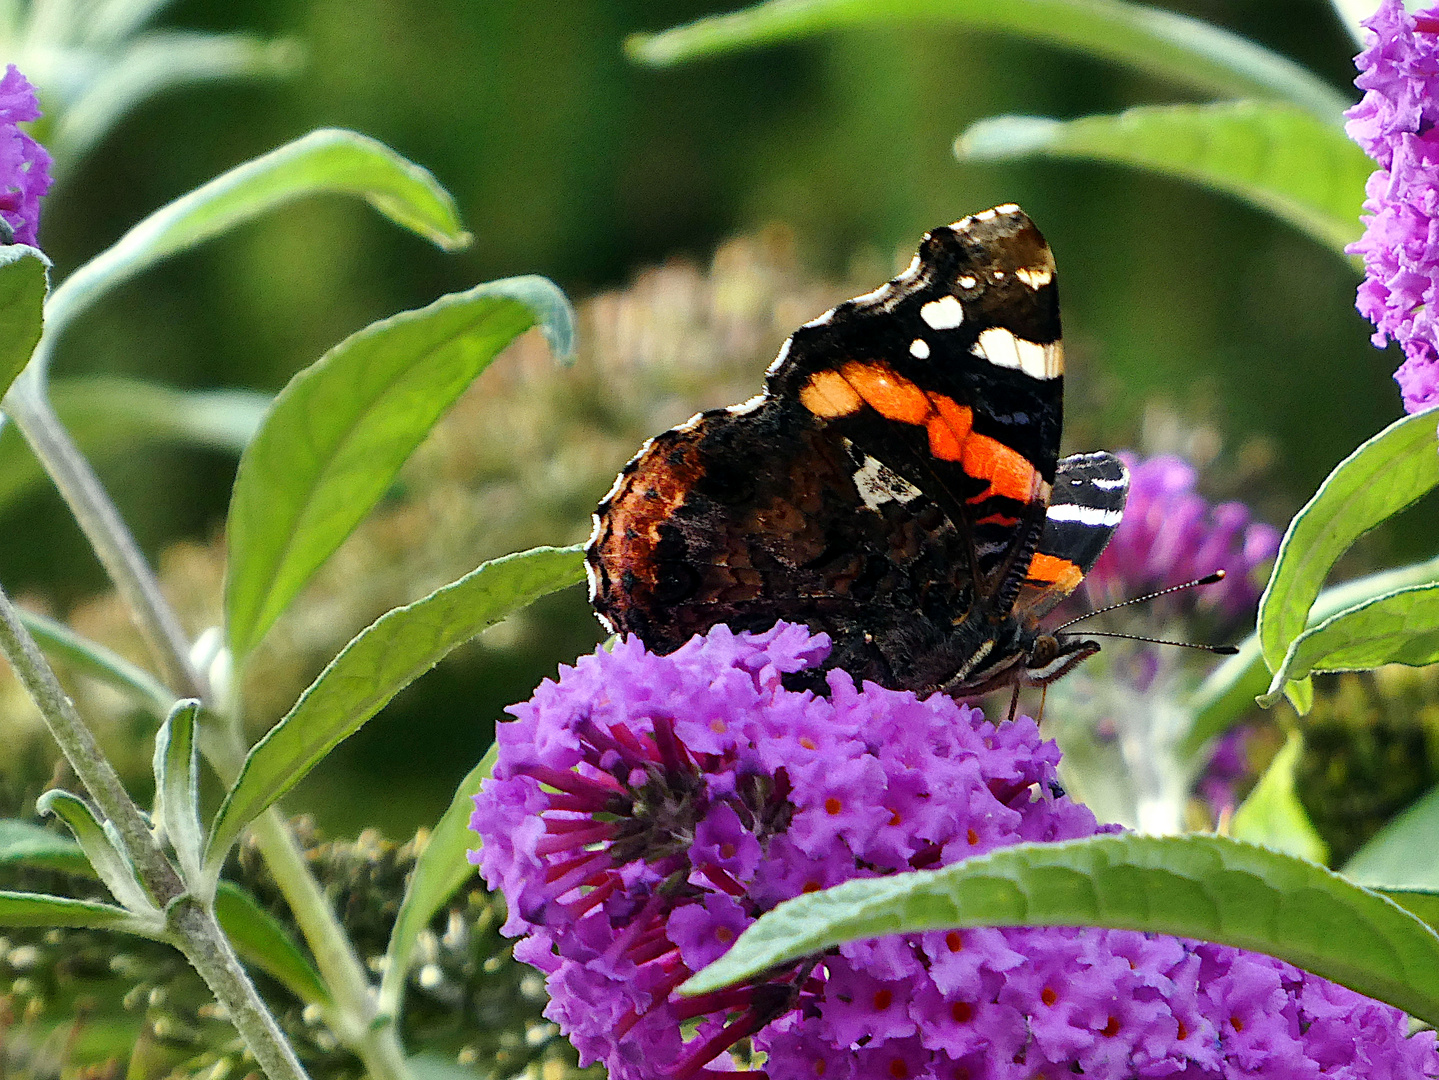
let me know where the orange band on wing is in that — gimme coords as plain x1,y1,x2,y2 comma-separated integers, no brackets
1024,553,1083,593
801,362,1036,506
840,361,930,424
925,393,973,461
800,369,864,418
962,434,1038,504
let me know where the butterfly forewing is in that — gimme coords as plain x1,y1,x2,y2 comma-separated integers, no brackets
765,207,1064,594
588,205,1118,699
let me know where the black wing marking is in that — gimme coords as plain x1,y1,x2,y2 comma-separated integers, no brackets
1014,451,1129,621
764,206,1064,601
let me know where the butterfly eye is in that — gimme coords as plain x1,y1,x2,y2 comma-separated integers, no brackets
1027,635,1059,669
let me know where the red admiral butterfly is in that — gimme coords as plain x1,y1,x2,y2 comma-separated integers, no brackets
586,205,1128,699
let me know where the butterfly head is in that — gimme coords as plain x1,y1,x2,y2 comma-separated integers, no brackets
1018,630,1103,687
938,615,1103,698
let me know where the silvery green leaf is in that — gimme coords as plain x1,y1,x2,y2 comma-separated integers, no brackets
152,699,204,886
36,789,161,926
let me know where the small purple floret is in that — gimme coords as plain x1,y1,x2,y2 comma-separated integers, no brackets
470,624,1436,1079
0,66,51,247
1345,0,1439,413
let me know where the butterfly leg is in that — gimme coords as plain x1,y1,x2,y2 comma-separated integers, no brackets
1006,682,1021,723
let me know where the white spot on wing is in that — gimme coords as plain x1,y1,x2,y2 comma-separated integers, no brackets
909,338,931,359
584,553,600,600
957,274,978,290
1090,476,1127,490
1046,504,1123,527
802,309,834,329
972,328,1062,379
920,295,964,330
1015,265,1053,288
852,452,922,511
727,393,768,416
766,337,794,375
1044,342,1063,376
600,435,655,506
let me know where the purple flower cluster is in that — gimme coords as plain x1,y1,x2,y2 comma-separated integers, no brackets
1346,0,1439,413
0,65,50,247
471,624,1436,1080
1080,453,1279,628
1194,726,1253,818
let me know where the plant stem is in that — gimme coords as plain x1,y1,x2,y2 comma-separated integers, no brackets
0,583,310,1080
170,897,313,1080
212,737,412,1080
254,810,410,1080
2,369,205,699
6,360,411,1080
0,580,179,897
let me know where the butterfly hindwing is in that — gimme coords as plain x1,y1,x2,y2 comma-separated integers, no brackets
587,397,993,691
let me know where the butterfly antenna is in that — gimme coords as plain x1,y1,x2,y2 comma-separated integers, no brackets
1077,630,1239,655
1053,570,1228,632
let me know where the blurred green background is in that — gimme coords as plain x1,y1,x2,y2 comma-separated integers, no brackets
6,0,1431,835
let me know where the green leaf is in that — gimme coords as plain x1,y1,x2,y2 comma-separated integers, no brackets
36,790,159,922
957,102,1371,256
50,377,268,454
680,833,1439,1026
1183,635,1269,755
1230,730,1329,863
223,276,576,661
1377,888,1439,935
1344,782,1439,890
0,819,96,877
17,607,175,721
207,545,585,871
153,700,204,885
1257,408,1439,712
1261,583,1439,705
43,128,471,344
1184,554,1439,754
0,377,270,517
0,889,157,934
627,0,1353,123
88,0,201,46
214,881,331,1007
1286,667,1316,715
0,245,49,398
378,742,497,1018
50,32,302,171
